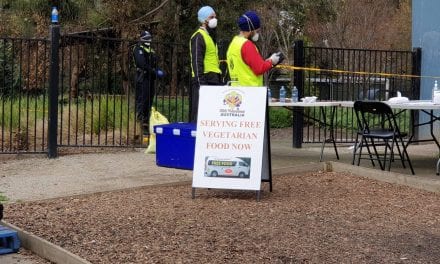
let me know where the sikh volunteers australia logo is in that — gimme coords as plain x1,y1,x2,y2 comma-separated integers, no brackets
220,90,245,117
223,91,242,109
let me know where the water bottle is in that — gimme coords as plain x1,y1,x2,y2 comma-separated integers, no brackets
433,80,440,104
51,7,59,24
291,86,299,102
279,85,286,103
267,88,272,102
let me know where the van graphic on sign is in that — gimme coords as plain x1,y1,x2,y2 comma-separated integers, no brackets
204,157,251,178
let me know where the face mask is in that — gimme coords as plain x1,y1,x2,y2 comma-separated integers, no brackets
208,18,217,29
251,32,259,42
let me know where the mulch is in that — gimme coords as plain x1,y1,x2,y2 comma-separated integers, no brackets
4,171,440,263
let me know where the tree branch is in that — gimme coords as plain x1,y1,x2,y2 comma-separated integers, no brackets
129,0,170,24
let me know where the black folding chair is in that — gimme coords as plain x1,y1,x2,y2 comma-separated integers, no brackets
352,101,415,175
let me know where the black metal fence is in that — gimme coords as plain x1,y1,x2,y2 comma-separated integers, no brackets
0,35,421,154
0,32,194,154
292,40,421,145
56,34,192,149
0,37,50,153
55,34,200,154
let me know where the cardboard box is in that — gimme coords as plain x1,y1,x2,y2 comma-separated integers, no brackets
154,122,196,170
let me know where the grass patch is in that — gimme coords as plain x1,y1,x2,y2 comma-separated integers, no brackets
4,96,412,135
0,96,47,130
0,192,8,203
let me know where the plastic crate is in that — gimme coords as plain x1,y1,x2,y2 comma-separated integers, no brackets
0,225,20,254
154,122,196,170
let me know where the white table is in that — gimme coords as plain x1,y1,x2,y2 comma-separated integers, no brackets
270,100,440,172
339,100,440,110
271,100,440,171
269,101,342,161
269,101,341,108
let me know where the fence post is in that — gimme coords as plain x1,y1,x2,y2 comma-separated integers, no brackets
48,24,60,158
293,40,305,148
411,47,422,142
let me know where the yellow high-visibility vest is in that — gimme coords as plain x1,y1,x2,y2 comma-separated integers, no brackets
190,29,221,77
226,35,263,86
140,45,153,54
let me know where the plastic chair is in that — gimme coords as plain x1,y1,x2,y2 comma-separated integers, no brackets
352,101,415,174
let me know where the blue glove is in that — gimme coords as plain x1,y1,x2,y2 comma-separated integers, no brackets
156,69,165,78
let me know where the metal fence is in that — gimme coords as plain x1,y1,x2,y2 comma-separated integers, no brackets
0,37,50,153
57,34,191,149
0,35,421,154
0,32,194,154
291,40,421,145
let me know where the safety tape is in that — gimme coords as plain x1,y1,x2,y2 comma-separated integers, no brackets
219,59,437,79
276,64,426,79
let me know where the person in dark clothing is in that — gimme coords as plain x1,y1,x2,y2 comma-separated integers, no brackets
189,6,222,123
132,30,164,134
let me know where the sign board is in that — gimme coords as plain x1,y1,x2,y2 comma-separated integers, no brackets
192,85,267,191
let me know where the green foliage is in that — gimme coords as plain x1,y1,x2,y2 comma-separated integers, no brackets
91,97,116,134
269,107,292,128
8,0,81,20
60,96,136,135
154,97,190,123
0,192,8,203
9,0,48,14
58,96,189,135
0,95,190,135
0,96,46,130
10,16,36,37
0,41,20,95
86,9,107,28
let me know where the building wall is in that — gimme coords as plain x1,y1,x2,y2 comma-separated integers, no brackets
412,0,440,98
412,0,440,138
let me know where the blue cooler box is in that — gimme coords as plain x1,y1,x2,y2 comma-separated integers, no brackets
154,122,196,170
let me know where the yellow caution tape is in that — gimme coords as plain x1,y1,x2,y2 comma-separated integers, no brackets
219,59,438,79
276,64,427,79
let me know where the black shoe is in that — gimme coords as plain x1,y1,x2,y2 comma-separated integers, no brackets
140,121,148,133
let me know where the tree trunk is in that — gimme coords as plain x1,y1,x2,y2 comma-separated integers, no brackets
170,1,181,96
120,31,131,96
69,45,85,98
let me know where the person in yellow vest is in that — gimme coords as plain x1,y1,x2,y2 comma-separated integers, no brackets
190,6,222,122
226,11,282,87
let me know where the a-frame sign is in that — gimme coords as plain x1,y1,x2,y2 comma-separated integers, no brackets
192,85,272,201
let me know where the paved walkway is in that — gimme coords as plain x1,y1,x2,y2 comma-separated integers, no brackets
1,139,440,263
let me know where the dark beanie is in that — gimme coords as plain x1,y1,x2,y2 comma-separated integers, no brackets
238,11,261,31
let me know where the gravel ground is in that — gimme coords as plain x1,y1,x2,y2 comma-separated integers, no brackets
4,171,440,264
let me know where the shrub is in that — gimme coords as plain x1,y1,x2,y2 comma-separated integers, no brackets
269,108,292,128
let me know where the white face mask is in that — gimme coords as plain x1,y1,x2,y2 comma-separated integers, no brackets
251,32,259,42
208,18,217,29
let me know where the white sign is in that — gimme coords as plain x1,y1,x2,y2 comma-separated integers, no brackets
192,85,267,191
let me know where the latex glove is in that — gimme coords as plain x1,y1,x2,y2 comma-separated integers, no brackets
277,52,285,64
269,53,280,66
156,69,165,78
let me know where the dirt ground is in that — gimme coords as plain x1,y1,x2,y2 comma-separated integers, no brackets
4,171,440,264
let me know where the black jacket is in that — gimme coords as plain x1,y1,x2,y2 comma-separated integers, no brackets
133,43,157,78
